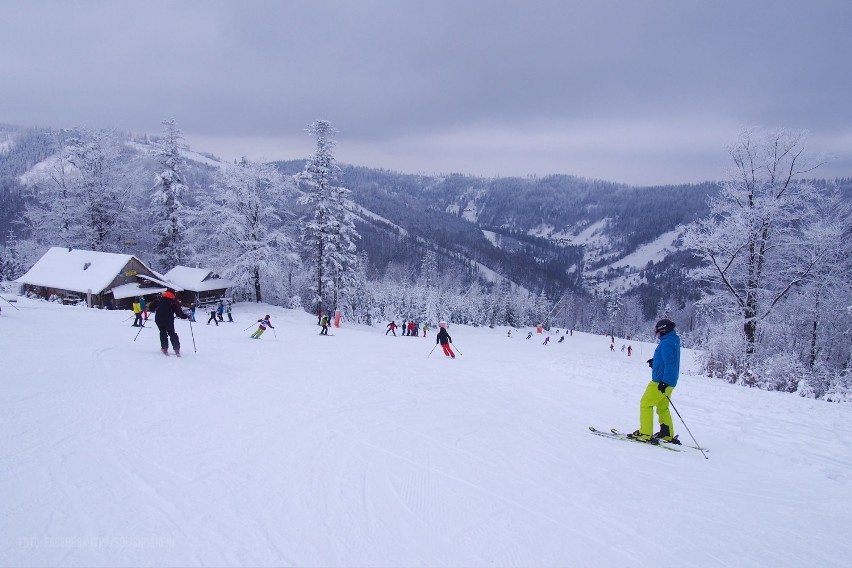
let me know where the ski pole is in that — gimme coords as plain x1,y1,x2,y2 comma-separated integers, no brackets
188,318,197,352
273,327,278,341
666,394,708,460
427,344,437,358
451,343,462,356
243,321,257,331
1,294,20,310
123,314,134,322
133,323,146,342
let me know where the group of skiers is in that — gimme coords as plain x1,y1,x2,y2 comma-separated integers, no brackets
385,320,430,337
137,290,681,446
206,300,233,326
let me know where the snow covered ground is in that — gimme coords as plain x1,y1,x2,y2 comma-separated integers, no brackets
2,297,851,567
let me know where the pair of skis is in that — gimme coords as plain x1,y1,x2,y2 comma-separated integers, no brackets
589,427,708,452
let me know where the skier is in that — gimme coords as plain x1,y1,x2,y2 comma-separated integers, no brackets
189,304,196,322
558,336,565,343
507,329,512,338
320,313,330,335
251,315,274,339
154,290,187,356
526,331,533,339
628,319,681,445
610,343,614,351
543,336,550,345
386,321,397,336
131,298,143,327
226,301,233,322
436,322,455,359
627,345,633,356
408,321,417,337
400,320,407,336
422,322,429,337
216,300,225,322
207,305,218,326
140,296,148,321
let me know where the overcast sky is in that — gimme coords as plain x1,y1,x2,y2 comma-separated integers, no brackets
2,1,851,185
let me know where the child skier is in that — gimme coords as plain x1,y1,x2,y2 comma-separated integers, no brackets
422,322,429,337
320,313,330,335
543,336,550,345
226,301,233,322
251,315,274,339
526,331,533,339
132,298,143,327
436,322,455,359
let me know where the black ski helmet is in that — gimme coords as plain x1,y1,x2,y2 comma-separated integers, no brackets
655,319,676,336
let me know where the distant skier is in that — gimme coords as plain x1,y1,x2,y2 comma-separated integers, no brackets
154,290,188,356
132,298,143,327
386,321,397,336
320,313,330,335
436,322,455,359
558,336,565,343
628,319,681,445
610,343,615,351
140,296,148,321
627,345,633,356
226,301,233,322
207,306,218,326
251,315,274,339
543,336,550,345
422,322,429,337
507,329,512,338
216,300,225,322
526,332,533,339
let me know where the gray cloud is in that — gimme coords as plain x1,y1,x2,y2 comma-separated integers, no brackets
2,0,850,184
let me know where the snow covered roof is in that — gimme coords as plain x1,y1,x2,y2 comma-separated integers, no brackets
164,266,233,293
110,282,167,300
17,247,152,295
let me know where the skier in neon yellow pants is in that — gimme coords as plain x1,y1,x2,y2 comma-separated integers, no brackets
630,318,681,444
639,381,674,440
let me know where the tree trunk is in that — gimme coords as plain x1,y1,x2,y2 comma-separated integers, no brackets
254,267,262,303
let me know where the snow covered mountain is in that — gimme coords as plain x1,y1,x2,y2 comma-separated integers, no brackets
2,297,851,566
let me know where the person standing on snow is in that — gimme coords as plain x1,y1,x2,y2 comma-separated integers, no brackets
436,322,455,359
422,322,429,337
207,305,218,326
320,313,330,335
132,298,143,327
543,336,550,345
140,296,148,321
154,290,188,356
628,319,682,445
226,301,233,322
386,321,397,336
251,315,274,339
216,300,225,322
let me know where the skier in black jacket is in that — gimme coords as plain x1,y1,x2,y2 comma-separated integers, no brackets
436,322,455,359
155,290,188,356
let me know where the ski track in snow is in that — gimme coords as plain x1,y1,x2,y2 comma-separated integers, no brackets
2,298,852,567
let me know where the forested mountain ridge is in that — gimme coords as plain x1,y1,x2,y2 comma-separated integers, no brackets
1,125,718,304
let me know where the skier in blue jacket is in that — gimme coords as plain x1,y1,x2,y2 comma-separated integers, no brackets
629,319,681,445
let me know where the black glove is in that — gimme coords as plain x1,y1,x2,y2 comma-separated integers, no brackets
647,358,653,369
657,382,669,394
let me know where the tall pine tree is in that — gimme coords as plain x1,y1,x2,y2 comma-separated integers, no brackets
151,119,189,270
299,120,359,317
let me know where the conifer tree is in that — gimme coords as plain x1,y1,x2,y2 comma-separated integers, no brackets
299,120,359,317
151,119,188,270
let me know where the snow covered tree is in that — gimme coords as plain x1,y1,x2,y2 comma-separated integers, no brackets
682,127,835,362
151,119,189,270
25,128,135,252
202,158,293,303
298,120,359,317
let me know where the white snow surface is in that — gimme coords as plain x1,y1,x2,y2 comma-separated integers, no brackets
2,298,852,567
